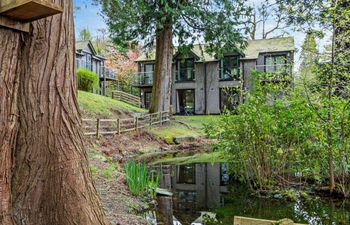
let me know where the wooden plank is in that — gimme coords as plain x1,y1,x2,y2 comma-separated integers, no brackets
0,0,63,22
99,119,119,122
0,15,29,32
233,216,307,225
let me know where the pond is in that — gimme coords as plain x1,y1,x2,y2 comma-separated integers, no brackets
146,163,350,225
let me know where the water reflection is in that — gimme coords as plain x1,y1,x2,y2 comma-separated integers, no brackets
148,163,350,225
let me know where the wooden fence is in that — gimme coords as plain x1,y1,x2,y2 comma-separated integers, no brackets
83,111,170,136
111,90,141,107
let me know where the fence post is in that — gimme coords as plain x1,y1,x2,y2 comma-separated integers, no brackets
96,118,100,138
135,117,139,132
117,118,121,135
159,111,163,126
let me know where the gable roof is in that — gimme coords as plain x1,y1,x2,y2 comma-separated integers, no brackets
135,37,295,62
76,40,106,60
244,37,295,60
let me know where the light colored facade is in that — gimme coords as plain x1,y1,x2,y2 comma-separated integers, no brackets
76,40,117,95
134,37,295,114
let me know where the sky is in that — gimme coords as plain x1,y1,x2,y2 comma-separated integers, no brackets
72,0,316,67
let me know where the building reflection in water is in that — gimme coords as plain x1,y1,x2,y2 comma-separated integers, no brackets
158,163,230,213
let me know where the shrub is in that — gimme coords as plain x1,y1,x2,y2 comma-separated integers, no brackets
77,68,100,92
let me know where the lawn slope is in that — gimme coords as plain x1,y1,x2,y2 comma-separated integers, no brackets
78,91,146,118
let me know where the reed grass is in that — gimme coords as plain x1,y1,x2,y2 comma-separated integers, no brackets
124,161,160,197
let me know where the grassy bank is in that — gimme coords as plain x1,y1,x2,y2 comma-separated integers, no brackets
78,91,146,118
148,115,220,144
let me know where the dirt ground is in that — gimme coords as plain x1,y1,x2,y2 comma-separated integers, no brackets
84,131,210,225
85,132,159,225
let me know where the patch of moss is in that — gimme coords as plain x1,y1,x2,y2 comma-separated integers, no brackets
101,163,118,179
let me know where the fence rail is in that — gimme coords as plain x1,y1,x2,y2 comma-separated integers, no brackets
83,111,170,136
111,90,141,107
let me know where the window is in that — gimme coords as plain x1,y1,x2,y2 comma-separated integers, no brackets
264,55,288,73
220,55,240,80
177,89,195,115
220,87,240,111
176,59,195,81
144,92,152,109
177,164,196,184
86,54,92,71
220,163,230,186
143,64,154,85
176,191,197,211
76,59,81,68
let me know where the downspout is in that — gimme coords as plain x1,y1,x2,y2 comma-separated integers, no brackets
204,62,207,115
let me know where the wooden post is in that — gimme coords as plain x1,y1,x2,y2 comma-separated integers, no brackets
111,91,114,99
135,117,139,132
156,196,173,225
96,118,100,138
160,111,163,126
117,118,120,135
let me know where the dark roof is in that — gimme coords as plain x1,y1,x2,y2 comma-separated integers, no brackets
75,40,106,60
135,37,295,62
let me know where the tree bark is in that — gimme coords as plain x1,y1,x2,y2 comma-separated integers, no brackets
0,29,21,225
0,0,110,224
149,27,173,113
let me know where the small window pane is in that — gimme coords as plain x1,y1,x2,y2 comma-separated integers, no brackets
177,164,196,184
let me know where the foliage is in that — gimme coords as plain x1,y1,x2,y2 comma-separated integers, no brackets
124,161,160,197
208,70,350,196
299,31,319,80
77,68,100,92
78,28,92,41
276,0,350,195
98,0,252,57
101,163,118,179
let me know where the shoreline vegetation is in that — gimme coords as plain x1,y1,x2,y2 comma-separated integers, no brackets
79,90,348,224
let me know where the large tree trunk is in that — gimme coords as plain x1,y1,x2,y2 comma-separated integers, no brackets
0,30,21,225
0,1,109,224
149,27,173,113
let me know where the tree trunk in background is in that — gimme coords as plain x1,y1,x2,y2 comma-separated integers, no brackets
0,0,109,224
149,27,173,113
0,30,21,225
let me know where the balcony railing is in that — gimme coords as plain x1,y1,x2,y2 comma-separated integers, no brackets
135,72,154,86
103,67,117,80
254,64,292,81
76,61,117,80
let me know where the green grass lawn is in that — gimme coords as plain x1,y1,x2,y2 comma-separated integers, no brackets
148,115,220,143
78,91,146,118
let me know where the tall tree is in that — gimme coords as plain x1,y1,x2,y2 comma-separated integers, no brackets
98,0,252,113
299,31,319,79
250,0,289,40
0,1,109,224
79,28,92,41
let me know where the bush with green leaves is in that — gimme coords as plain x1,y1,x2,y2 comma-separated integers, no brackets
208,70,350,196
77,68,100,92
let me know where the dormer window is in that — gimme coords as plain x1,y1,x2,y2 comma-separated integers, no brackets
220,55,240,81
176,59,195,82
264,55,288,73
